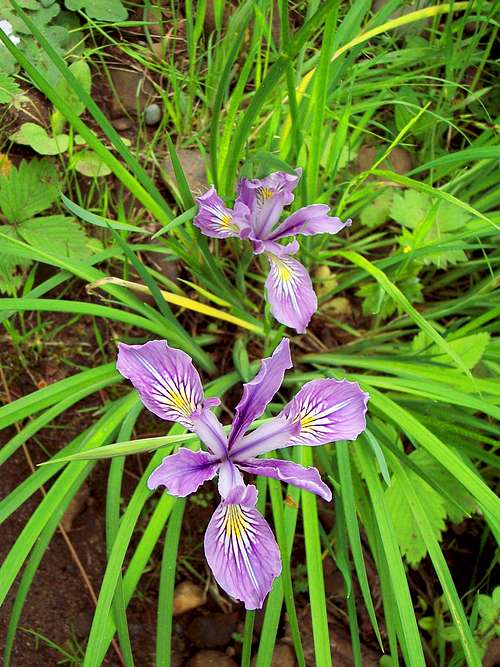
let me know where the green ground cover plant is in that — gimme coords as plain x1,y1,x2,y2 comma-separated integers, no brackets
0,0,499,665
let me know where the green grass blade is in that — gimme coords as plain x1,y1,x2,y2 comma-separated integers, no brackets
390,456,482,666
336,441,383,649
300,446,332,667
356,439,426,666
156,498,185,667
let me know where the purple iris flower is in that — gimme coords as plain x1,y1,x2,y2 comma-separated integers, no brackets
193,169,351,333
117,338,368,609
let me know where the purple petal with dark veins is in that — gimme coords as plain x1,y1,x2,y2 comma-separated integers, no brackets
117,340,208,429
194,186,250,238
147,448,220,496
237,457,332,502
236,169,302,239
265,254,317,334
227,338,292,449
204,485,281,610
280,379,369,445
269,204,351,241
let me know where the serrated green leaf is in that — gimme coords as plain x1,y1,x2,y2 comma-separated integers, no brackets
0,226,31,294
391,189,430,229
0,158,59,222
10,122,69,155
64,0,128,21
391,190,471,267
17,216,93,259
386,465,447,567
360,189,394,228
409,449,476,524
0,71,21,103
412,331,490,371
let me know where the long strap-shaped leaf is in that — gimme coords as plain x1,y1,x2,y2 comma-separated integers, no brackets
370,388,500,524
389,456,482,666
356,440,426,666
339,250,475,379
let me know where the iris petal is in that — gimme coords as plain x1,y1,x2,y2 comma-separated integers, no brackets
117,340,208,429
228,338,292,448
148,448,219,496
237,457,332,502
280,378,369,445
269,204,351,241
204,485,281,610
194,186,249,238
265,254,317,334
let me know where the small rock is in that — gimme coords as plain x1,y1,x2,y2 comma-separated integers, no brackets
109,68,155,118
314,265,338,298
187,612,238,649
271,643,296,667
144,6,164,36
251,642,296,667
173,581,206,616
186,650,238,667
162,148,208,196
356,145,412,175
144,103,162,126
112,117,134,131
60,484,90,531
325,297,352,317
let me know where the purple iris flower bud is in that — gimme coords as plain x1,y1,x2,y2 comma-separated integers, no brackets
117,338,369,610
193,169,351,333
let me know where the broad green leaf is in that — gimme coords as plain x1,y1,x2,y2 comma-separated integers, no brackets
0,226,31,294
17,216,94,260
10,122,69,155
64,0,128,21
0,158,59,222
0,71,21,102
412,331,490,371
72,150,113,177
53,59,91,120
360,189,394,228
386,463,447,567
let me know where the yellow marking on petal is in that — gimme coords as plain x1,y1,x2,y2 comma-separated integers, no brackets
220,213,233,227
269,255,293,282
300,413,316,431
260,187,273,200
225,505,250,541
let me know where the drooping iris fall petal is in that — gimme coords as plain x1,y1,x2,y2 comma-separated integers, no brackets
147,448,219,496
280,378,369,445
236,457,332,502
268,204,351,241
117,340,217,429
265,254,317,334
194,187,250,238
204,485,281,610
